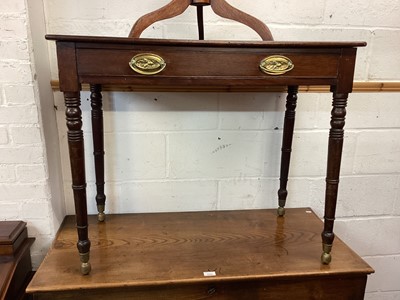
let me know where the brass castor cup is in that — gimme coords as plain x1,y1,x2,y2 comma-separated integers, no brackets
98,212,106,222
97,204,105,222
321,252,332,264
80,252,91,275
277,206,285,216
81,262,92,275
321,243,332,264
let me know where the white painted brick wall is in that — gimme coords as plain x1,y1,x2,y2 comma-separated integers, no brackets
0,0,399,296
0,0,64,269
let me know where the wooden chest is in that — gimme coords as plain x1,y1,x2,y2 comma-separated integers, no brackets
27,208,373,299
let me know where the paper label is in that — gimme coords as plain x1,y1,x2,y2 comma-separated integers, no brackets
203,271,216,277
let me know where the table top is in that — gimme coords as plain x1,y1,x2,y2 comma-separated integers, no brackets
46,35,367,49
27,208,373,293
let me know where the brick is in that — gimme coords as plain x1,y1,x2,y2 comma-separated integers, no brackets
0,165,15,182
16,164,47,182
169,131,266,179
323,0,369,26
364,255,400,293
4,84,35,105
105,133,166,180
108,133,165,179
66,180,218,215
324,0,399,28
0,105,39,124
310,175,399,218
104,1,175,21
26,219,52,235
21,201,50,219
364,1,400,27
314,93,387,130
219,93,284,130
0,183,49,201
394,178,400,215
103,92,218,132
289,131,357,177
242,0,325,25
219,178,313,210
0,41,29,60
10,126,41,144
63,181,120,215
369,30,400,80
119,180,218,213
0,0,26,14
0,127,8,144
0,202,20,220
0,18,27,40
0,88,4,105
0,147,44,164
47,19,133,37
0,62,32,84
46,0,107,21
219,93,320,131
335,217,400,256
354,130,400,174
73,133,166,181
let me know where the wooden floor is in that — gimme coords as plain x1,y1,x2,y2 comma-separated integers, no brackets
27,208,373,299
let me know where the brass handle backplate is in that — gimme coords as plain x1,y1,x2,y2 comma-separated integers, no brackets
129,53,166,75
260,55,294,76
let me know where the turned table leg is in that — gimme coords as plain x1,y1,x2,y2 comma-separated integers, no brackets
64,92,91,275
277,86,298,216
90,84,106,222
321,90,348,264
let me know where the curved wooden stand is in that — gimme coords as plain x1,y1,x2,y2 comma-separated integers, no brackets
129,0,273,41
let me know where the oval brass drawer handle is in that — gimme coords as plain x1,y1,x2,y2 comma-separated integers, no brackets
129,53,166,75
260,55,294,75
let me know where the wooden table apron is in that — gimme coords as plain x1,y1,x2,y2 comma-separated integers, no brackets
47,35,365,274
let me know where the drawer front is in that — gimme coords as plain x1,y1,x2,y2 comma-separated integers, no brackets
76,46,340,85
34,275,367,300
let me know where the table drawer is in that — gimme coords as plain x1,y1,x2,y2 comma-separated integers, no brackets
76,46,340,84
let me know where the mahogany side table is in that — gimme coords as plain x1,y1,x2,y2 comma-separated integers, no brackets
46,0,367,275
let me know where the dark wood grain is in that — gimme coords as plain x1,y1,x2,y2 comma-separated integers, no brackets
75,47,340,81
64,91,91,274
0,221,34,300
27,209,373,299
55,42,80,92
31,276,369,300
277,86,298,215
321,90,349,264
90,84,106,222
128,0,272,41
46,35,366,48
0,221,27,256
196,5,205,40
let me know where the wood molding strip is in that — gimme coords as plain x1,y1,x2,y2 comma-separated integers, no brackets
50,80,400,93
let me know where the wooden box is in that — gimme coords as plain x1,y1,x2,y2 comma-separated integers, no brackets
0,221,34,300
